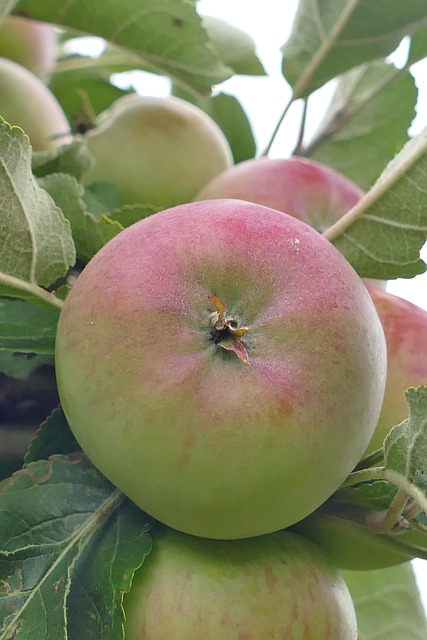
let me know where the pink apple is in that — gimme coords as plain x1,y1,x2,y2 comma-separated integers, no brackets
82,94,233,209
0,57,71,150
0,16,57,81
55,199,386,539
364,287,427,454
195,156,364,231
123,528,358,639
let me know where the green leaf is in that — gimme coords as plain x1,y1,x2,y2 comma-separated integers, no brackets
0,298,59,354
14,0,231,95
409,28,427,65
24,407,81,464
32,138,94,182
202,15,266,76
38,173,124,263
282,0,427,98
342,563,427,638
308,62,417,190
0,119,75,307
49,68,133,129
0,352,53,379
108,203,162,228
384,386,427,478
0,455,152,640
324,126,427,279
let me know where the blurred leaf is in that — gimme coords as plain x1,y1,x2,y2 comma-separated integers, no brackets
32,138,94,182
342,563,427,638
14,0,231,94
108,203,162,227
308,62,417,189
172,86,256,163
82,182,123,217
282,0,427,98
0,352,53,379
409,27,427,65
0,454,152,640
324,126,427,279
0,298,59,353
202,15,265,76
0,0,18,21
38,173,124,263
49,71,133,128
0,119,75,306
24,407,81,464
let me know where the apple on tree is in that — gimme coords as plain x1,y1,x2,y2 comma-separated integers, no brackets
364,286,427,454
0,56,72,150
195,156,364,231
123,528,358,639
82,94,233,209
55,198,387,540
0,16,57,81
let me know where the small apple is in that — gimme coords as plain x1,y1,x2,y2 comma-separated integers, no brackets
82,94,233,209
0,57,71,150
0,16,57,81
55,199,387,539
123,528,358,639
291,511,426,571
195,156,364,231
364,287,427,454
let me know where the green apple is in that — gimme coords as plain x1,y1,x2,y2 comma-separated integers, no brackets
82,94,233,208
55,199,387,539
0,16,57,81
0,56,71,150
364,286,427,454
123,528,358,639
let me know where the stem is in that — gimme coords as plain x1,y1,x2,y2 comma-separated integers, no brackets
0,273,65,310
340,466,386,488
292,98,308,156
367,488,408,533
384,469,427,517
260,95,294,157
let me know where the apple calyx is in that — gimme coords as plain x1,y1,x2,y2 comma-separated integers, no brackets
208,295,250,365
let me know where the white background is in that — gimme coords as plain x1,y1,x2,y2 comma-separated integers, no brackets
76,0,427,611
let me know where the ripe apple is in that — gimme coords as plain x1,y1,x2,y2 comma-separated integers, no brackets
55,199,387,539
123,528,358,639
291,511,427,571
364,286,427,455
0,16,57,81
195,156,364,231
0,57,71,150
82,94,233,209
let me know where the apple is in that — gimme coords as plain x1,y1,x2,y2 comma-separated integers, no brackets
123,528,358,639
0,57,72,150
82,94,233,209
364,286,427,455
55,199,387,539
291,511,427,571
0,16,57,81
195,156,364,231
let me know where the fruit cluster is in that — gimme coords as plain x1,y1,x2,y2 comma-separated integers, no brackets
0,13,426,640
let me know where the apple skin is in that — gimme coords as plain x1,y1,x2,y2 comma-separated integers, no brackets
123,528,358,640
82,94,233,208
0,16,57,81
55,199,387,539
364,287,427,455
291,512,426,571
0,57,71,150
195,156,364,231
